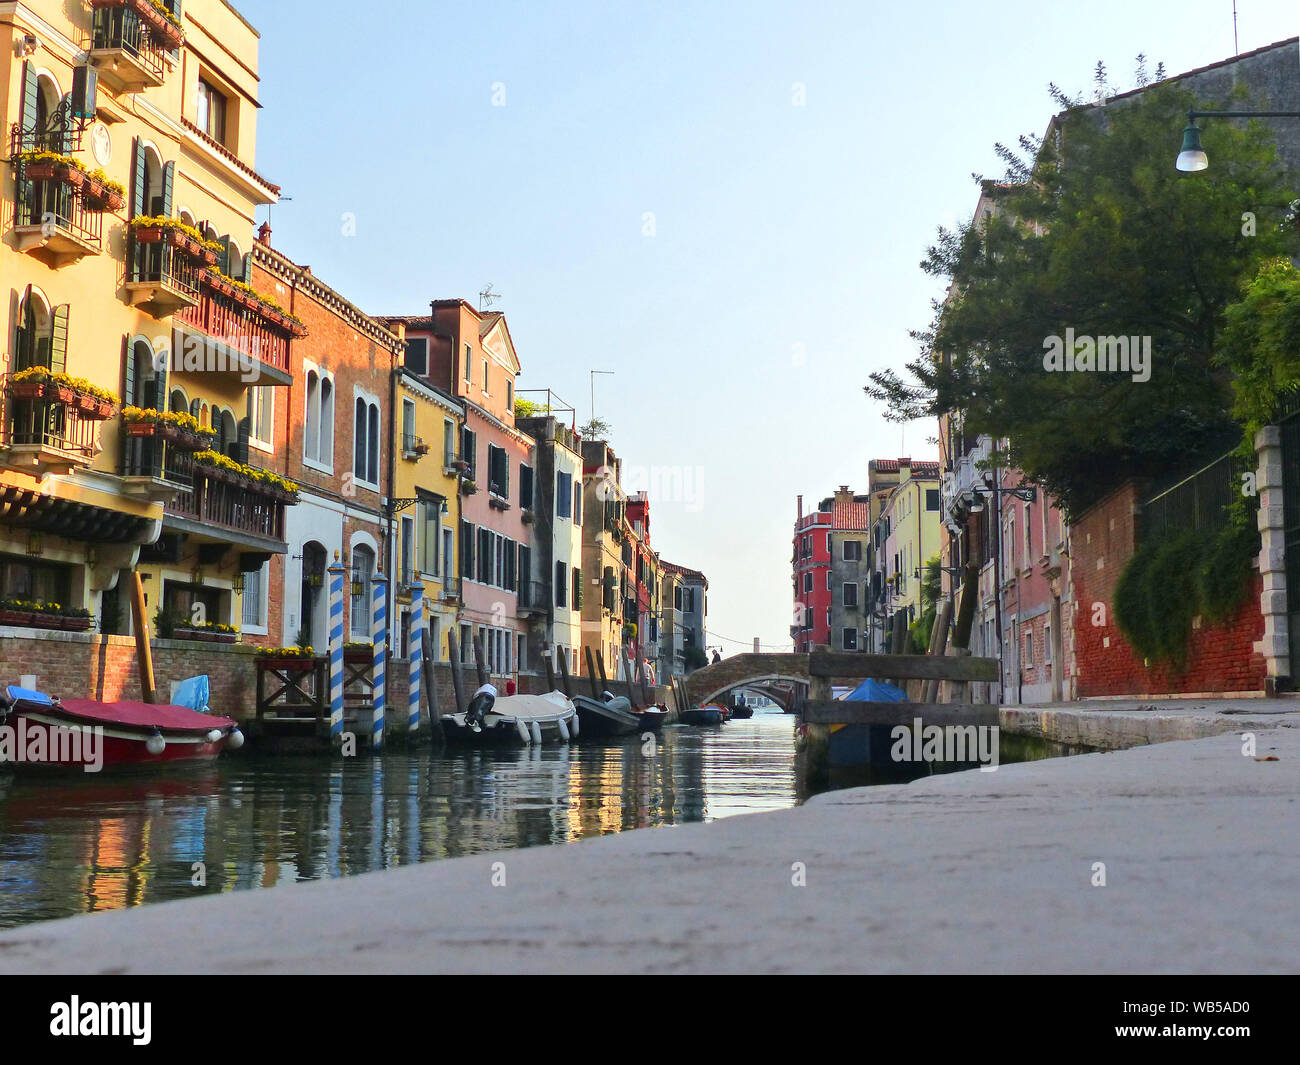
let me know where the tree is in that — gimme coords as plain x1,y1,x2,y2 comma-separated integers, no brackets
866,81,1295,516
908,555,943,652
579,417,613,439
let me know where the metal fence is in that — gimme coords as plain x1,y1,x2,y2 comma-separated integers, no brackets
1141,450,1240,542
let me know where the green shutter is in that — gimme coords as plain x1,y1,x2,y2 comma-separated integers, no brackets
18,62,39,150
161,160,175,217
121,336,135,406
218,235,232,277
131,138,147,216
152,342,167,411
48,305,70,375
236,416,251,464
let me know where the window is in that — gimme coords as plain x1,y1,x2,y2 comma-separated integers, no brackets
305,371,319,461
843,540,862,562
405,337,428,375
926,488,940,511
843,583,858,607
1023,630,1033,668
519,463,534,510
803,573,812,594
488,444,509,497
482,357,489,393
574,481,583,525
556,471,573,519
506,380,513,409
572,567,582,610
843,627,857,650
459,623,471,663
461,426,477,480
460,521,474,579
443,419,456,466
248,387,273,449
442,528,454,580
1024,504,1033,564
318,378,334,467
353,394,380,487
241,562,268,632
400,514,415,587
402,398,417,453
556,561,568,608
196,78,227,144
1044,622,1053,664
350,546,374,638
517,634,527,673
421,500,441,575
826,571,831,591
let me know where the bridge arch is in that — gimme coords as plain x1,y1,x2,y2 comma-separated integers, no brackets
681,654,811,708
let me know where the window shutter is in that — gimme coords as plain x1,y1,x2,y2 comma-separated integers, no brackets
14,288,35,371
368,405,380,485
518,545,529,600
520,464,533,510
121,336,135,407
505,541,516,591
236,416,251,465
48,305,70,375
161,160,175,217
18,62,40,149
218,235,232,277
460,521,474,579
190,397,201,420
152,344,168,412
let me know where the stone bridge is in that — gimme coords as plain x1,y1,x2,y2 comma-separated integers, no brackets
681,654,811,709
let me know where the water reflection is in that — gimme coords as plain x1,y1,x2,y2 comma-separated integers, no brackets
0,711,805,928
0,714,1079,929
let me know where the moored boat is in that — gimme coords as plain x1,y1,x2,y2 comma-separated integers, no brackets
636,704,671,731
572,692,640,737
729,704,754,719
680,705,727,726
441,687,579,745
0,681,243,772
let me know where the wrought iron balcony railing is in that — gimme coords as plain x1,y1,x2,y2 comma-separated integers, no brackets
89,5,169,91
14,172,103,256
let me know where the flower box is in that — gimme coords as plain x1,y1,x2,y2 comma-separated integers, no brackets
257,656,318,673
52,384,76,405
0,610,35,627
24,161,57,181
344,647,374,665
95,398,116,419
460,479,478,495
9,381,48,401
76,393,99,416
133,227,165,245
173,627,237,644
84,182,126,213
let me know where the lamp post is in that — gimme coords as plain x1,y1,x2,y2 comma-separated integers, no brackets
1175,108,1300,172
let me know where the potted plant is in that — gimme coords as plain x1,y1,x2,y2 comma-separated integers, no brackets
521,509,536,525
0,599,36,626
9,368,76,405
344,642,373,665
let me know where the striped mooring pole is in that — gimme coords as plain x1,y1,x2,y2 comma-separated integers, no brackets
327,552,346,746
370,569,388,750
408,580,424,735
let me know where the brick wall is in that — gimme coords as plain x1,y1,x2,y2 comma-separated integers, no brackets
0,629,259,719
1070,482,1266,697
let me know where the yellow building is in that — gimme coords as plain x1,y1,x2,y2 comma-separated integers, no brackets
1,1,292,636
391,367,464,661
579,437,627,679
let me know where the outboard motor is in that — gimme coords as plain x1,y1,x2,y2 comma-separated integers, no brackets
464,683,498,733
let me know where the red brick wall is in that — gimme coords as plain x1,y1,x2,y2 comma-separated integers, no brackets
0,631,258,719
1070,482,1266,696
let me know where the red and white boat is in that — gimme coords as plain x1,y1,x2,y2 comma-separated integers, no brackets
0,682,244,772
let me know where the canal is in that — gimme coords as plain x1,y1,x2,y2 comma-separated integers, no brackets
0,710,1076,929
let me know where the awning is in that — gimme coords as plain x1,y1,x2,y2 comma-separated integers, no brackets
0,483,157,545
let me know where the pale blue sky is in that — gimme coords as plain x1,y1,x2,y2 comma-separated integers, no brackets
237,0,1300,653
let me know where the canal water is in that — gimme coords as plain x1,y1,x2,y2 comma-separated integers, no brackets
0,710,1077,929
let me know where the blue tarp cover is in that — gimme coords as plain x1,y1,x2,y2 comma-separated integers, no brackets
842,677,908,702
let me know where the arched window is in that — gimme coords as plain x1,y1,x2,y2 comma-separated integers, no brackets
349,545,374,639
170,388,187,414
319,377,334,464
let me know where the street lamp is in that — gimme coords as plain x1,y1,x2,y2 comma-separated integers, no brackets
967,483,1036,512
1175,108,1300,172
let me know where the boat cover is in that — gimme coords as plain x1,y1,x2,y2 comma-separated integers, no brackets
479,691,575,723
841,678,908,702
16,697,236,733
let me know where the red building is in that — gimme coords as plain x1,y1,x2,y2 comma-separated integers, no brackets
792,495,833,652
627,492,656,668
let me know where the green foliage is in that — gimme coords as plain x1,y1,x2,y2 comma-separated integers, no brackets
684,645,707,671
866,79,1296,516
907,555,944,652
1218,257,1300,451
1198,518,1259,623
580,417,612,440
1114,514,1258,666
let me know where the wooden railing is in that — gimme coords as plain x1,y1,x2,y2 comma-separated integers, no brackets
174,276,291,375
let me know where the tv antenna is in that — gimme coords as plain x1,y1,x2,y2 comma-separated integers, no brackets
479,283,502,311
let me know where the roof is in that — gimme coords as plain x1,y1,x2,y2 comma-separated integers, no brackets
832,499,870,531
868,457,940,476
478,311,503,337
660,560,707,583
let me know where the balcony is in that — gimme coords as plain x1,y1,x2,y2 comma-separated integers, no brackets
12,169,104,265
944,436,992,518
172,271,299,385
1,387,101,477
87,5,169,93
126,237,199,317
127,448,295,551
517,579,547,616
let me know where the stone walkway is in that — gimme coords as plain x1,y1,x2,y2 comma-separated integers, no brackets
0,709,1295,973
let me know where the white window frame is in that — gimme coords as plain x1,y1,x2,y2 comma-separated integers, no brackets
302,362,335,474
248,386,274,454
1044,621,1053,664
352,385,382,492
240,561,269,635
1024,629,1033,668
401,397,417,454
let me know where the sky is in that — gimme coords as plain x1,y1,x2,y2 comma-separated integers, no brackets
235,0,1300,655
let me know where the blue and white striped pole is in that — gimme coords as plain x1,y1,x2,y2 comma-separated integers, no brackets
408,580,424,735
370,570,388,750
328,553,346,747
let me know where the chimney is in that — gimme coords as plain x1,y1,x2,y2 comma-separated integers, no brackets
797,494,803,521
257,222,272,246
834,484,853,505
899,457,912,482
